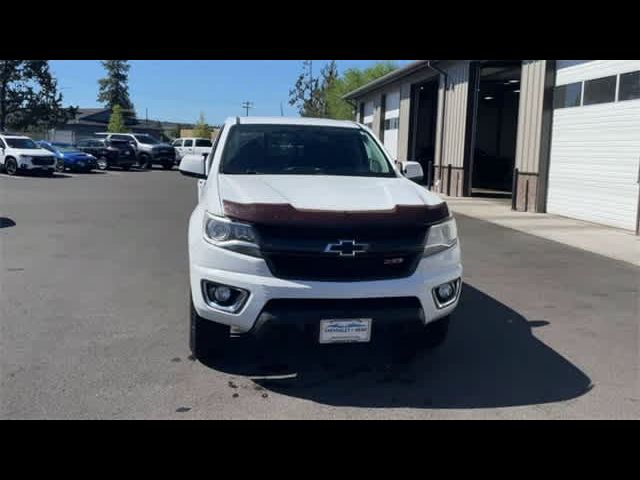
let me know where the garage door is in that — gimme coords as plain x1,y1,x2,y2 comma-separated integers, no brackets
547,61,640,231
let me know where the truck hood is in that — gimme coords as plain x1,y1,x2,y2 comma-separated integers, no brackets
214,174,444,213
10,148,54,157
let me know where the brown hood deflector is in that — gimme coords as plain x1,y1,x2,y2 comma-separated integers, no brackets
223,200,450,227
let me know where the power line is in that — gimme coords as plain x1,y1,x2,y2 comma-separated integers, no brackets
241,101,254,117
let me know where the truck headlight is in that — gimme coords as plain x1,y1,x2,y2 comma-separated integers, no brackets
424,217,458,256
203,212,261,257
19,155,33,162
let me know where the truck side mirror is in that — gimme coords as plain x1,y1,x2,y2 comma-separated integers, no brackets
403,161,424,182
179,153,207,179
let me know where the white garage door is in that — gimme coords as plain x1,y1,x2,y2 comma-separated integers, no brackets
547,61,640,231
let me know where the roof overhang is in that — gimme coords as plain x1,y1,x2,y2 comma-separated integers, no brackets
343,60,436,101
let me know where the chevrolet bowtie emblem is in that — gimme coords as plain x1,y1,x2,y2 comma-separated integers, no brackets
324,240,369,256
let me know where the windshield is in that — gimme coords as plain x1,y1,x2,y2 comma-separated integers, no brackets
220,125,395,177
134,135,159,145
6,138,39,149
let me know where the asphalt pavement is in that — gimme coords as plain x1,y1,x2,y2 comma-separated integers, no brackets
1,168,638,419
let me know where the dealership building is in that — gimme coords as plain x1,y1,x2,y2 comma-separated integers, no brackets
344,60,640,233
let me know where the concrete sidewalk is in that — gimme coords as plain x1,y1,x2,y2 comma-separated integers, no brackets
442,196,640,267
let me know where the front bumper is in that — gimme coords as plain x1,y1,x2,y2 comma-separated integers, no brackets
150,150,176,163
190,244,462,334
67,159,97,169
19,158,56,171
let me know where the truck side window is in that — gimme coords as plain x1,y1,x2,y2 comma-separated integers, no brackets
183,139,193,147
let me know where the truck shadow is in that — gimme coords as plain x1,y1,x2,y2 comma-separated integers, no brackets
0,217,16,228
201,283,593,409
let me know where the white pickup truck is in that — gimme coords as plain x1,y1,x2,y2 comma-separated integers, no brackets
179,117,462,360
172,137,212,165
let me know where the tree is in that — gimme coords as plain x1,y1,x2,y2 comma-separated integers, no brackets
288,60,340,118
97,60,134,111
107,105,128,133
289,60,397,119
169,123,182,139
192,112,210,138
0,60,76,131
325,61,398,120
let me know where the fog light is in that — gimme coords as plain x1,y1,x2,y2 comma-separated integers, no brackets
437,283,453,300
202,280,249,313
432,279,460,309
213,286,232,303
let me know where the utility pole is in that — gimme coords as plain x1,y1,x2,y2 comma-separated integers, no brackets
241,101,254,117
280,102,284,116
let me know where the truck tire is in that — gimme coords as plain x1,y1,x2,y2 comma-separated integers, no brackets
137,154,151,169
97,157,108,170
189,295,229,360
4,158,18,176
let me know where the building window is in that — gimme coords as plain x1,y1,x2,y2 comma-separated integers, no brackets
384,117,399,130
618,71,640,102
583,75,616,105
553,82,582,109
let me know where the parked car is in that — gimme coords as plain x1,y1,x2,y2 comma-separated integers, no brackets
179,117,462,360
75,138,137,170
36,141,97,173
172,137,212,164
95,132,176,169
0,133,57,176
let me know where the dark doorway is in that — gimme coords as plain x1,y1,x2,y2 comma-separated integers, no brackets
409,78,439,186
471,62,522,196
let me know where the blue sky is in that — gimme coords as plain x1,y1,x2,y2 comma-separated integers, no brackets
49,60,411,126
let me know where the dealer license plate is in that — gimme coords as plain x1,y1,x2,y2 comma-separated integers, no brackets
319,319,372,344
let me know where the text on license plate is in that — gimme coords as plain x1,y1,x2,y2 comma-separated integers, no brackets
319,318,372,344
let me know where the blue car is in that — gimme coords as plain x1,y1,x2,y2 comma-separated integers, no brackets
36,141,98,172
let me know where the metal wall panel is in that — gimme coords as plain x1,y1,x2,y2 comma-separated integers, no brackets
515,60,547,173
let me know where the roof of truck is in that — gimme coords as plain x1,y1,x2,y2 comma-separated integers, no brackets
227,116,361,129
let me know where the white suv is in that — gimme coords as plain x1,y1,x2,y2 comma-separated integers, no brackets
179,117,462,360
0,134,58,176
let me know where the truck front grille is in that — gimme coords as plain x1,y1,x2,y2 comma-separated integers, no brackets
256,224,427,282
32,156,55,166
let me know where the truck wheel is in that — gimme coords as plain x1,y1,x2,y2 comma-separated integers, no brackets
190,295,229,360
137,154,151,169
97,157,108,170
5,158,18,176
413,315,450,349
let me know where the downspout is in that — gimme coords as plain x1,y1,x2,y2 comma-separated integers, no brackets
425,61,448,191
345,98,358,121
